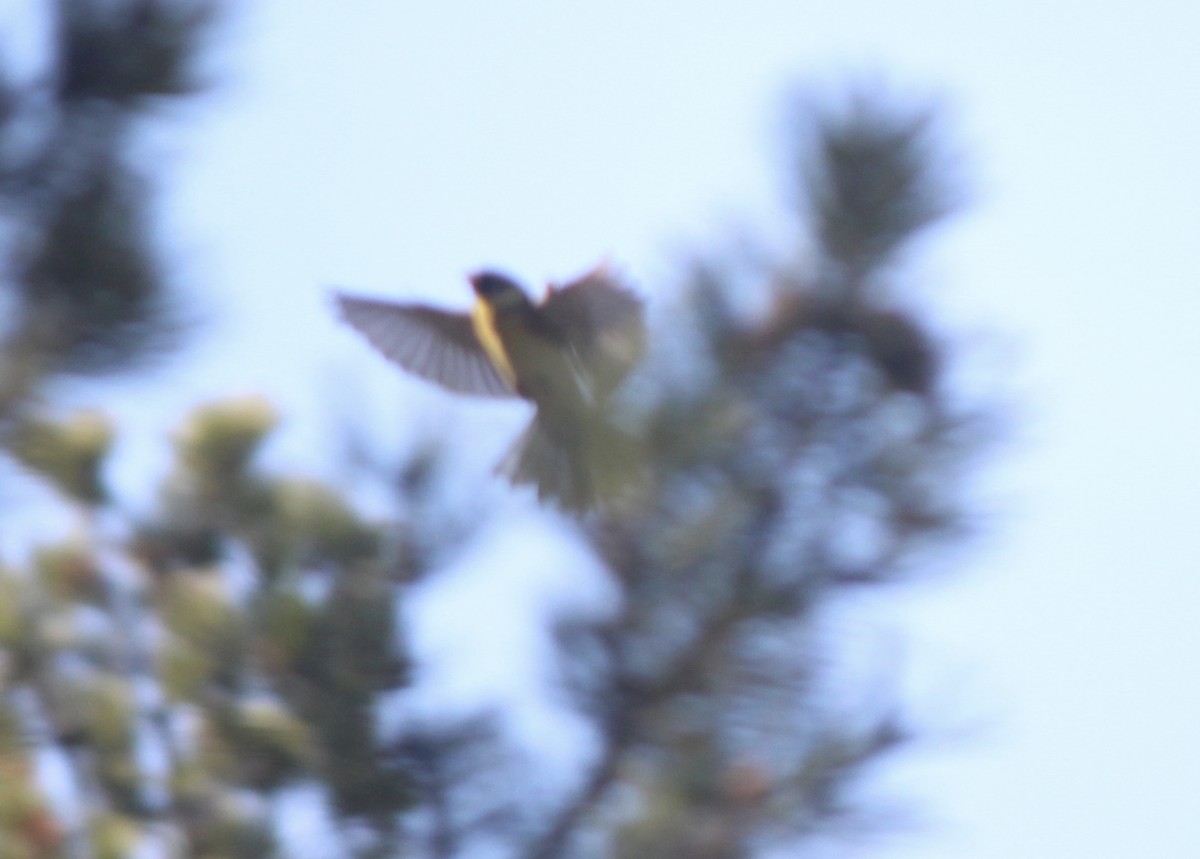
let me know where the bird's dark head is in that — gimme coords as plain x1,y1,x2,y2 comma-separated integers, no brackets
470,271,528,310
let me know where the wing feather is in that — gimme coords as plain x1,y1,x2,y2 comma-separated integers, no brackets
336,293,517,397
540,266,646,396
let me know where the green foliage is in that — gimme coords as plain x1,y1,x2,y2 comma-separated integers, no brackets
0,397,417,855
0,709,63,858
9,412,114,504
0,574,30,650
797,88,960,276
11,166,185,378
88,815,139,859
33,540,107,603
172,397,278,490
56,0,217,104
511,90,980,859
0,0,219,395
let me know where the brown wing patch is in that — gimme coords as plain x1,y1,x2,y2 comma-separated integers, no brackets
336,293,517,397
540,265,646,396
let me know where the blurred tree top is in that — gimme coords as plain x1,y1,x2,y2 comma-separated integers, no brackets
0,0,217,404
0,3,991,858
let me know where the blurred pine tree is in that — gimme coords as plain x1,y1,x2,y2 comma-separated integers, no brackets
0,4,992,857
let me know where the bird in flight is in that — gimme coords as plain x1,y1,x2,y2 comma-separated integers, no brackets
335,265,646,510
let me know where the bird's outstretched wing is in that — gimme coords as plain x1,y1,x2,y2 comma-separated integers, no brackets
540,265,646,396
336,293,517,397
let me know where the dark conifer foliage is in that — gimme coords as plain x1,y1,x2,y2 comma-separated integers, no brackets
514,90,979,859
0,0,216,394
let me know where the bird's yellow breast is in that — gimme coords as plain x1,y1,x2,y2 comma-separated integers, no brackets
470,298,518,389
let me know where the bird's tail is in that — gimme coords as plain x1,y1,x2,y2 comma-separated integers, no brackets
498,414,641,511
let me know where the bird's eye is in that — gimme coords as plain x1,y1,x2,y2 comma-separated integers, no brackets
472,272,515,297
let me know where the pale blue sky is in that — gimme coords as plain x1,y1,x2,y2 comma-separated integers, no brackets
11,1,1200,857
